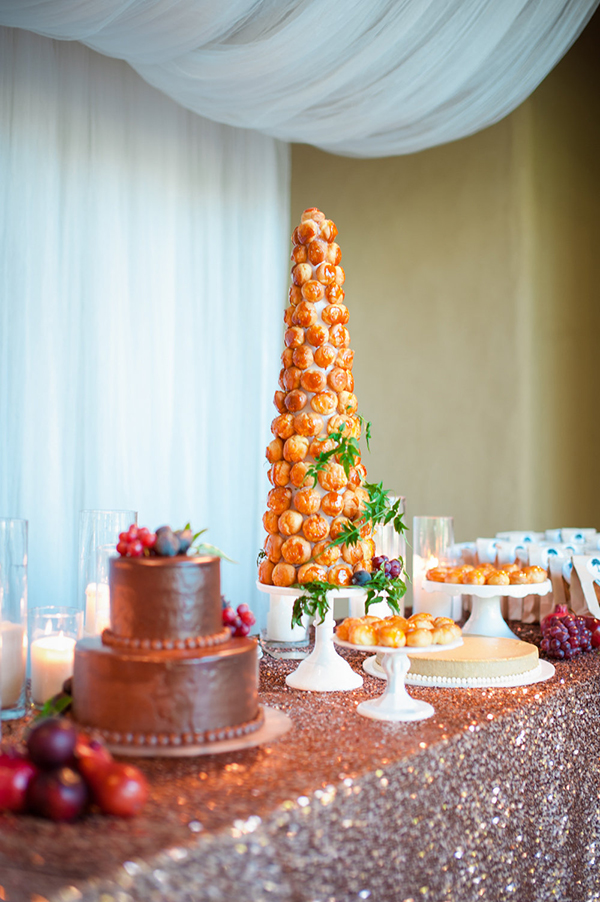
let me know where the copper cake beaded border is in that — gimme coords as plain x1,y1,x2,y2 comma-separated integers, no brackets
101,625,232,652
95,706,265,749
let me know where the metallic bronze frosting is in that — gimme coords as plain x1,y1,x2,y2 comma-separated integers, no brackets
72,636,259,738
108,555,222,641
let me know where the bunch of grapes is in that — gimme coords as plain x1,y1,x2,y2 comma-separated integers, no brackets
117,524,195,558
116,525,156,558
0,716,148,821
540,612,598,660
222,600,256,637
372,555,403,578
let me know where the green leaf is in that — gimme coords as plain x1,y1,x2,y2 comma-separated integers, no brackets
194,542,237,564
291,581,332,628
36,693,72,720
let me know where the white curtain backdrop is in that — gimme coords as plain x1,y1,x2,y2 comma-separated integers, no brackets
0,26,290,624
0,0,597,157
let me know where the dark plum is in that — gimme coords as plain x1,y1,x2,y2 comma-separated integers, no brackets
154,526,180,557
27,718,77,769
174,528,193,554
27,767,88,821
352,569,371,586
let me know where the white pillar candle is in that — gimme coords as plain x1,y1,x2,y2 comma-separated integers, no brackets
30,634,76,705
85,582,110,635
0,621,27,708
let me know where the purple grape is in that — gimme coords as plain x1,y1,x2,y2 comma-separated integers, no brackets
388,559,403,578
371,556,387,572
26,718,77,770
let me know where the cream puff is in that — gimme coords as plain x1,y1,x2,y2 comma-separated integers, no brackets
283,434,309,463
294,412,324,437
293,488,321,515
302,514,330,543
267,486,292,515
272,562,296,587
297,562,327,584
278,510,303,537
281,536,311,566
292,300,318,328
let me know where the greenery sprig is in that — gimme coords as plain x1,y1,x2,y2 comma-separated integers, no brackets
187,524,237,564
363,569,406,615
292,581,331,628
303,426,361,484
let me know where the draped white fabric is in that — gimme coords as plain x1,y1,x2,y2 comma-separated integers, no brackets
0,0,597,157
0,27,290,622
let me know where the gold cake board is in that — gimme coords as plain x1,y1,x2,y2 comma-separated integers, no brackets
106,706,291,758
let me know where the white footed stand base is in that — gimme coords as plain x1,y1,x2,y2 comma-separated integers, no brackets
335,637,463,722
358,652,432,722
257,583,365,691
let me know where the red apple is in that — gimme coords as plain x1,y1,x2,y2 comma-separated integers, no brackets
92,762,149,817
0,749,38,812
591,626,600,649
73,734,113,784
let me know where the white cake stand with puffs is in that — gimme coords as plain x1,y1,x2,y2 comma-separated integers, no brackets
423,579,552,639
257,582,366,691
334,636,463,722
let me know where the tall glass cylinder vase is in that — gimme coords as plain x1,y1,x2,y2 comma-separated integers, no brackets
0,518,28,719
78,510,136,635
412,516,455,617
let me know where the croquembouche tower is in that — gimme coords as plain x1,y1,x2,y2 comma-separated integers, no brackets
258,207,375,591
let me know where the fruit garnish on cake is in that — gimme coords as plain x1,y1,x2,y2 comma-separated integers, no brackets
117,523,233,560
257,207,408,623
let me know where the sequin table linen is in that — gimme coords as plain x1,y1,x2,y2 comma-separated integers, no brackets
1,623,599,902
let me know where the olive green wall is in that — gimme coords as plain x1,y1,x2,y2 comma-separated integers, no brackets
290,15,600,549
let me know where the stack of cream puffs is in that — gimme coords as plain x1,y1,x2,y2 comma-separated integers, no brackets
259,208,375,588
336,613,462,648
426,563,548,587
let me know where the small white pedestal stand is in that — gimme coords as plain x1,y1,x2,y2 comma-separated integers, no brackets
335,637,463,722
423,579,552,639
257,583,366,691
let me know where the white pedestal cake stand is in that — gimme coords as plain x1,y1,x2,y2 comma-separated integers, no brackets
334,637,463,722
423,579,552,639
257,582,366,691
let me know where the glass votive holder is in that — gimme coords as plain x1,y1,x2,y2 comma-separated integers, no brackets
28,607,83,707
78,509,136,635
0,518,28,720
412,515,455,617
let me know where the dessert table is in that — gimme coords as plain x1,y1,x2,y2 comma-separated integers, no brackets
1,623,599,902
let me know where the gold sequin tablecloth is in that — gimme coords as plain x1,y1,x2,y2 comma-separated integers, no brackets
1,623,599,902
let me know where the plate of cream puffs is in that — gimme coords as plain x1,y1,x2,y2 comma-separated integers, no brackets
334,612,463,655
424,563,551,596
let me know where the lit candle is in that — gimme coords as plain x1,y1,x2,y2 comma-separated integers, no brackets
0,621,27,708
85,582,110,635
30,633,76,705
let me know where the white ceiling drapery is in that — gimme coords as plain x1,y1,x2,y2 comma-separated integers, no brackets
0,0,597,158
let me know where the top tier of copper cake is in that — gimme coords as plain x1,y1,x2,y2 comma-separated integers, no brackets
108,555,222,642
